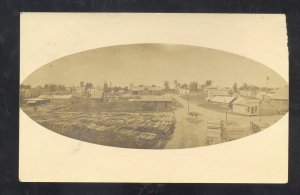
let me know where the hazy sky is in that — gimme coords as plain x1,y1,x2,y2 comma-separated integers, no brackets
22,43,288,88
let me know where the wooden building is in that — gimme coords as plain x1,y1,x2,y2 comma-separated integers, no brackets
209,96,237,109
270,87,288,111
232,97,260,116
131,86,146,96
132,95,173,111
148,86,163,95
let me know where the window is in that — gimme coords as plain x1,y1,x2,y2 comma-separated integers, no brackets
255,106,257,112
247,106,250,112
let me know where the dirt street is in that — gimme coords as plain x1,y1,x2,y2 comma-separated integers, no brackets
165,94,283,149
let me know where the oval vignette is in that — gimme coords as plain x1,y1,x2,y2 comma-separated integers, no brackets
20,43,289,149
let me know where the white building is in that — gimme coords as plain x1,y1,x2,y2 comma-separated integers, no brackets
232,97,260,116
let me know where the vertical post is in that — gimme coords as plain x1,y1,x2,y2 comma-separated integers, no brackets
225,109,227,129
187,92,190,115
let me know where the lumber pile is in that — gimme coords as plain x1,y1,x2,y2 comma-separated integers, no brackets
28,111,176,149
205,120,223,145
223,121,250,141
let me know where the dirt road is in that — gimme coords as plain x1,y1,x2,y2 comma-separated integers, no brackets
165,94,283,149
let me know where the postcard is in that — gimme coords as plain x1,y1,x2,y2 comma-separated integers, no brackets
19,13,288,183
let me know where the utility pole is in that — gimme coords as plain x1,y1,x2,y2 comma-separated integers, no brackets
225,109,228,129
187,92,190,115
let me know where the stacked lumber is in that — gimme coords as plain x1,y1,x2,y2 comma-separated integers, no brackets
28,111,176,149
205,120,223,145
223,121,250,141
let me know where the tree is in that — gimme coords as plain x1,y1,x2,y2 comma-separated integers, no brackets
233,83,238,93
205,80,212,86
173,80,178,89
189,82,198,91
103,81,108,92
239,83,248,90
129,83,134,89
181,83,188,89
80,81,85,88
164,81,170,90
85,82,93,89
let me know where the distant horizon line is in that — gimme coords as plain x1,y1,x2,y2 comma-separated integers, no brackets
21,81,288,89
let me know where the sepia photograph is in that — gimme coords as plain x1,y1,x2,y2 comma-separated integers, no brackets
19,13,289,183
20,43,288,149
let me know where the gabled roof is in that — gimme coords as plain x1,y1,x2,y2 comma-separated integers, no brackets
210,96,236,104
271,87,288,100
